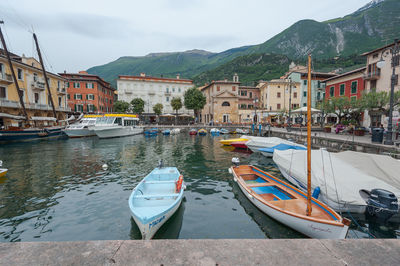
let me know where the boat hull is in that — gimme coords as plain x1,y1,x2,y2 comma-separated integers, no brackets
63,129,95,138
231,142,248,149
260,151,273,157
0,169,8,178
94,126,143,139
0,127,65,143
131,196,183,240
219,138,249,146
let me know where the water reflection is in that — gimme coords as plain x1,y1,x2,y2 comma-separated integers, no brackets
0,134,399,241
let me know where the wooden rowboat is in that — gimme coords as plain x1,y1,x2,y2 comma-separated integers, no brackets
129,166,185,240
230,165,350,239
0,168,8,178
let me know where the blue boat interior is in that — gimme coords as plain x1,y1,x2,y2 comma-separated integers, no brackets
259,143,307,153
240,173,296,202
131,167,181,220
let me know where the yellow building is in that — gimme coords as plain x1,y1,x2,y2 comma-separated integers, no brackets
0,51,69,128
200,74,240,124
259,79,301,123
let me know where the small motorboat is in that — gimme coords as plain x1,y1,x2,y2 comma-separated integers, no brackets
189,129,197,135
230,141,249,150
259,143,306,157
229,161,350,239
129,163,185,240
220,128,229,134
162,129,171,136
144,128,158,136
210,128,220,136
170,128,181,135
236,128,249,134
219,135,251,146
92,114,143,138
198,129,207,136
0,160,8,178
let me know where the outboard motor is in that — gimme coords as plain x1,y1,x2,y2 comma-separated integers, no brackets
360,189,399,222
158,159,164,169
232,157,240,168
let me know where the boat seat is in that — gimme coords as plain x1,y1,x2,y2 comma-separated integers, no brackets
247,183,274,187
134,194,179,199
144,180,177,184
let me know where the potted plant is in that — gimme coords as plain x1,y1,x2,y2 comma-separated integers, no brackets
324,124,332,133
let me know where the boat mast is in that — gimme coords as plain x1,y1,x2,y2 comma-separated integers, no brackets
0,21,29,120
33,33,57,120
306,54,312,216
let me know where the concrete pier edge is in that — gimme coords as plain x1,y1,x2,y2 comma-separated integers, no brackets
0,239,399,265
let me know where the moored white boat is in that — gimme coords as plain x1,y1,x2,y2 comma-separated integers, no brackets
129,166,185,240
170,128,181,135
63,115,101,138
0,160,7,178
92,114,143,139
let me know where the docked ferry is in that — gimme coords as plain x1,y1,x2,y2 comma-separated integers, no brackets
63,115,102,138
92,114,143,138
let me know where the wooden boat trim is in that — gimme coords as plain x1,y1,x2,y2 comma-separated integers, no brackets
232,166,345,227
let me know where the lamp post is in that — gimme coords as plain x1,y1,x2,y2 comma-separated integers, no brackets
287,77,293,131
377,39,399,145
253,97,259,123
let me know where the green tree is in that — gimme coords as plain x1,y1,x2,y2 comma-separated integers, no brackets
131,98,145,114
184,87,206,118
153,103,163,116
171,97,183,125
113,100,130,113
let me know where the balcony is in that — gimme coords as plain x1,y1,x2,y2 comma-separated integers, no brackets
57,88,67,94
0,99,19,108
165,91,171,96
32,80,46,90
0,72,13,84
364,70,381,80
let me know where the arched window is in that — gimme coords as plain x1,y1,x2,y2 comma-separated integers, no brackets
222,101,230,107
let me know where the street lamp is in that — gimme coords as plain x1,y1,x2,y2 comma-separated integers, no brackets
376,39,399,145
287,77,293,130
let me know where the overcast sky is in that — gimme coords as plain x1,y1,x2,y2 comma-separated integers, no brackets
0,0,371,74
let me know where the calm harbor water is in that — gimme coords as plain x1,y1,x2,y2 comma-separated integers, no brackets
0,134,399,241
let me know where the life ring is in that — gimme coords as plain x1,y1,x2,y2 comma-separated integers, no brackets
176,175,183,192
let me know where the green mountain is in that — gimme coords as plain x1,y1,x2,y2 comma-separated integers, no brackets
193,53,291,86
87,0,400,86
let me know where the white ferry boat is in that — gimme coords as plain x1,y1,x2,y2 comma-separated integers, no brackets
63,115,102,138
92,114,143,139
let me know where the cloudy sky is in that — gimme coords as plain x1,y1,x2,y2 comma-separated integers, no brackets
0,0,371,73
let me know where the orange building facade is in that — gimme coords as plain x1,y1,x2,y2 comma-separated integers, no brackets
60,71,115,113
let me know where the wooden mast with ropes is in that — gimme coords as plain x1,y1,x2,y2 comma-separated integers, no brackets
306,54,312,216
33,33,57,120
0,21,29,121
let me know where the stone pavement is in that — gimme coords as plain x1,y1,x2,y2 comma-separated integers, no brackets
0,239,399,265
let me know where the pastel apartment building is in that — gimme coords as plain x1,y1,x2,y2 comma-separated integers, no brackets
117,73,193,114
1,49,69,128
60,71,115,113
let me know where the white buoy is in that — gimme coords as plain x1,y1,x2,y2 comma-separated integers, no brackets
102,164,108,170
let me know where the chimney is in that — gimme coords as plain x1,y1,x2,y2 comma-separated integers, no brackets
140,72,146,77
79,70,88,74
176,74,180,79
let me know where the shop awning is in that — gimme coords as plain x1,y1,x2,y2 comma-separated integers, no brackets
0,113,26,120
31,116,57,121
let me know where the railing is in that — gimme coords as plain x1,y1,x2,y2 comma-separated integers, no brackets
57,88,66,94
363,71,381,80
0,99,19,108
32,80,46,90
0,72,13,83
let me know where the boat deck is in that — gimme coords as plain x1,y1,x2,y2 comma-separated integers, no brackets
234,165,337,221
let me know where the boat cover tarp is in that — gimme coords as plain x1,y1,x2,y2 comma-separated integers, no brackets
31,116,57,121
0,113,25,120
334,151,400,190
259,143,307,153
273,149,400,208
246,137,305,149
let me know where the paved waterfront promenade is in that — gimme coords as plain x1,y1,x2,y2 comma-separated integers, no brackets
0,239,399,265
